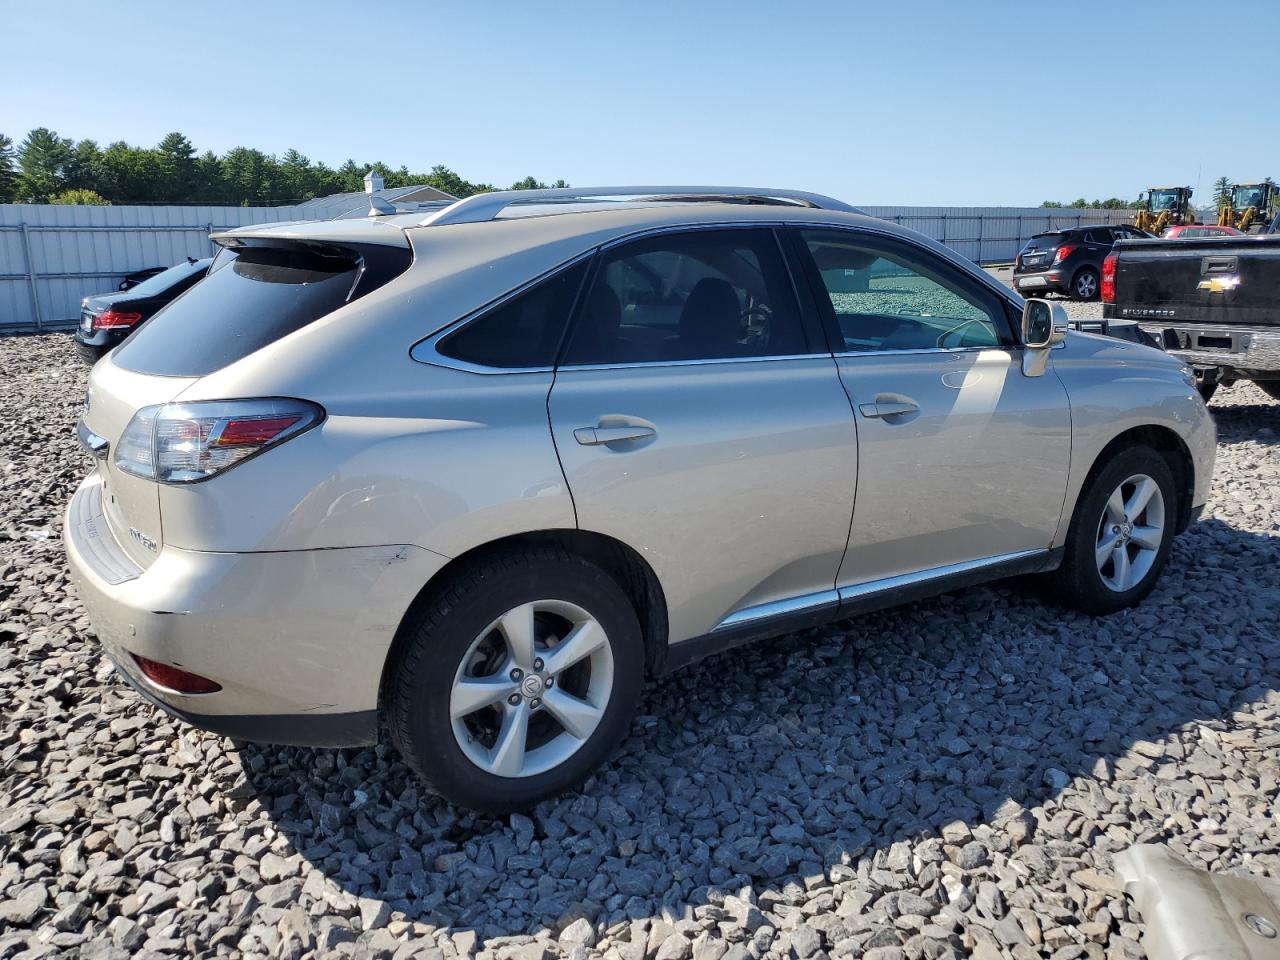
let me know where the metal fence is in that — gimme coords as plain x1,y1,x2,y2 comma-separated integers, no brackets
859,206,1140,266
0,202,1140,332
0,204,306,331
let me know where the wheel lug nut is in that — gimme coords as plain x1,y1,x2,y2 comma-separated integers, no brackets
508,694,521,706
533,658,544,670
1112,525,1120,533
545,677,554,687
530,698,541,709
510,668,523,681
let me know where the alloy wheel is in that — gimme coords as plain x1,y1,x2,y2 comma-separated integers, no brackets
1094,473,1165,592
1076,272,1098,299
449,599,614,778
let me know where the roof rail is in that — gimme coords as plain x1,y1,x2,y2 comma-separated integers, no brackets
418,186,860,227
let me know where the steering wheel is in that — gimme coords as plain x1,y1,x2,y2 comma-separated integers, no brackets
935,317,988,349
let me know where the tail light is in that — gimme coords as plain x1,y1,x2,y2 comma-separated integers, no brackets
1053,245,1077,264
1102,253,1118,303
93,309,143,331
115,398,323,483
133,654,222,694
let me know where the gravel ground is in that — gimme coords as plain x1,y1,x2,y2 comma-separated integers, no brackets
1,331,1278,960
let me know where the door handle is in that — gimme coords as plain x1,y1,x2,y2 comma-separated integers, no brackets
858,399,919,419
574,424,656,446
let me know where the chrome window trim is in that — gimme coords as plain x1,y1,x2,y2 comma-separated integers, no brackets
557,353,828,374
712,589,839,633
833,345,1019,360
836,549,1046,600
411,216,1029,375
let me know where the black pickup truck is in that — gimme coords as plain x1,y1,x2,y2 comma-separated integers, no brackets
1102,234,1280,402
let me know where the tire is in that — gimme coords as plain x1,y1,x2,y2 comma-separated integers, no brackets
1071,267,1100,301
387,547,644,813
1257,381,1280,402
1056,445,1178,615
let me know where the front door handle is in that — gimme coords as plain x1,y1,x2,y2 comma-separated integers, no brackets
858,399,919,419
574,424,657,446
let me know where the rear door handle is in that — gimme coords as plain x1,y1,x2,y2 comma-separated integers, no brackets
574,424,656,446
858,399,919,419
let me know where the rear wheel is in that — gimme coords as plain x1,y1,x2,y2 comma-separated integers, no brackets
1257,381,1280,402
387,548,644,812
1056,446,1178,615
1072,267,1100,301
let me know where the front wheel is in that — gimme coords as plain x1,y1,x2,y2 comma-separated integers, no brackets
387,548,644,812
1072,267,1100,301
1055,446,1178,615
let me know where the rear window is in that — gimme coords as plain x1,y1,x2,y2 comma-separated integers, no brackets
1021,233,1063,253
112,243,405,377
123,259,207,297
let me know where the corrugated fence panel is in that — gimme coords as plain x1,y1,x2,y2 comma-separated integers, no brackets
861,206,1140,266
1,202,1142,330
0,203,306,329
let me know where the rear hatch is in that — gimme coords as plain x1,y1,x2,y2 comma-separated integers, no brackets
79,223,413,567
1016,233,1063,273
1112,236,1280,326
82,361,197,569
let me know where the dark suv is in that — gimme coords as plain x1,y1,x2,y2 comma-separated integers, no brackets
1014,224,1149,301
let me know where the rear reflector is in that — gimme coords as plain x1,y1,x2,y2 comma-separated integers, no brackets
133,654,222,694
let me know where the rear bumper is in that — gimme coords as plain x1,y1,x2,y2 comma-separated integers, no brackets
1013,271,1068,294
1132,322,1280,378
63,473,449,747
72,329,121,365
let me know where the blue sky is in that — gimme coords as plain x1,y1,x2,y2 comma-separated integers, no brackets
3,0,1275,206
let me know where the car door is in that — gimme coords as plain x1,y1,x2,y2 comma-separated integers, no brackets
548,227,858,643
792,227,1072,590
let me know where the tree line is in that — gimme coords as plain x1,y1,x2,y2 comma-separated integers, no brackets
1039,198,1131,209
0,129,568,206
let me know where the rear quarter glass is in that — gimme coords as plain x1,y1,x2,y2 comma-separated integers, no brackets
112,243,410,378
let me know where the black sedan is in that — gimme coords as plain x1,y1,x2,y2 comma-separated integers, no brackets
74,257,211,363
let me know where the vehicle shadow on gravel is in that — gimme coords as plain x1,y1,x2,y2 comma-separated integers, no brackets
237,515,1280,942
1211,401,1279,446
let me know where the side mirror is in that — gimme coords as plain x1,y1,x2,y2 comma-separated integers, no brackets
1022,299,1069,348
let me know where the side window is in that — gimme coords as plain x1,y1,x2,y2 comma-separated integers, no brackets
437,259,589,368
561,229,809,365
799,230,1011,352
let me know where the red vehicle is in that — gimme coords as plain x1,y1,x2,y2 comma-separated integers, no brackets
1161,224,1244,239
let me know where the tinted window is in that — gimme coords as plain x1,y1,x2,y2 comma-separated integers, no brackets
562,229,807,365
438,260,588,368
801,230,1010,352
123,259,208,297
1086,229,1113,245
114,245,370,377
1021,233,1063,253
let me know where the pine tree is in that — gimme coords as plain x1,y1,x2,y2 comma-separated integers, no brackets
17,128,73,202
0,133,16,202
